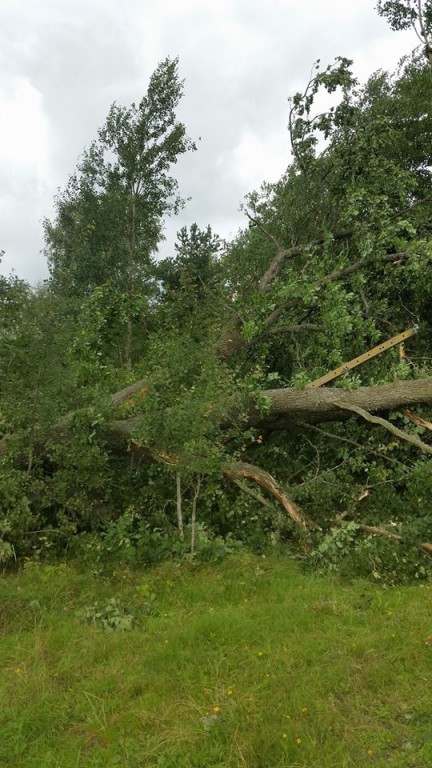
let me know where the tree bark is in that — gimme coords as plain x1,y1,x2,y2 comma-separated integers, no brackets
245,377,432,430
105,377,432,450
3,377,432,461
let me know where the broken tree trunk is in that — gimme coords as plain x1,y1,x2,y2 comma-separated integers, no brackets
111,376,432,435
245,377,432,430
3,377,432,461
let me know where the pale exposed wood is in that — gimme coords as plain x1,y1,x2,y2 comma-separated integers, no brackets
402,409,432,432
223,461,319,530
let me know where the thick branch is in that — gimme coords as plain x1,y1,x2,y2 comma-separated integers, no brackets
260,251,410,332
111,379,148,408
257,228,354,294
223,461,318,530
315,251,409,288
246,377,432,430
250,323,325,345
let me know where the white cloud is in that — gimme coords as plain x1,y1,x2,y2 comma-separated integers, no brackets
225,127,290,189
0,78,49,181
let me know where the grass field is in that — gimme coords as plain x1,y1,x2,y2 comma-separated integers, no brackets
1,552,431,767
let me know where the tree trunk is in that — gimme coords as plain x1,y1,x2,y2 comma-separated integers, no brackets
244,377,432,430
125,316,133,371
83,376,432,452
3,377,432,461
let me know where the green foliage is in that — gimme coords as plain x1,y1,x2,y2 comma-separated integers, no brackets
3,35,432,580
289,56,356,173
158,223,222,298
44,58,195,371
311,522,360,572
133,332,240,476
77,597,137,631
377,1,432,68
46,57,195,299
377,0,432,33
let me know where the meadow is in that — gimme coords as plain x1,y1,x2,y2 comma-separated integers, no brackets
1,553,431,767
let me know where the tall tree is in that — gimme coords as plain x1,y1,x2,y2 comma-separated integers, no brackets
45,57,196,367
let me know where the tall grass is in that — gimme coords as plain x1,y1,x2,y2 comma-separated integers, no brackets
1,554,431,767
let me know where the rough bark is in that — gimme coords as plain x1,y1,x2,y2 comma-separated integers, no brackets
246,377,432,430
105,377,432,451
3,377,432,462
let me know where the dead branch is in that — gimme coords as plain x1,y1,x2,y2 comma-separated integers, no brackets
334,516,432,558
334,402,432,455
402,409,432,432
223,461,319,530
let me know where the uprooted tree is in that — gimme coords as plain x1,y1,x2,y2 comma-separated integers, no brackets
2,39,432,576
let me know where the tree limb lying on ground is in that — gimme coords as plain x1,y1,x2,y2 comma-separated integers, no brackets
3,376,432,460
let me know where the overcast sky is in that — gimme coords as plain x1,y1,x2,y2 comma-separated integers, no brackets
0,0,415,284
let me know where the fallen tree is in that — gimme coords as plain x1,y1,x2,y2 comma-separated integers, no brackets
3,376,432,460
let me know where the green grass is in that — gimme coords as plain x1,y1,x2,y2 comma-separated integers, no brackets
1,553,431,767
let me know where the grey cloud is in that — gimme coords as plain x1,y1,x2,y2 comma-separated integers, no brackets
0,0,416,282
